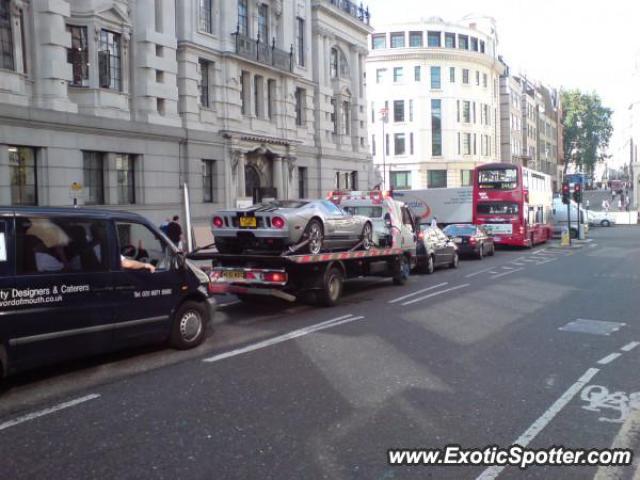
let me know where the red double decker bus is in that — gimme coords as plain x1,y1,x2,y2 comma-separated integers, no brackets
472,163,553,247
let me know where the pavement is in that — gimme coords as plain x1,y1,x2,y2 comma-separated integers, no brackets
1,227,640,479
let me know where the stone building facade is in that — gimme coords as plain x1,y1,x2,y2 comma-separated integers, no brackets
0,0,374,228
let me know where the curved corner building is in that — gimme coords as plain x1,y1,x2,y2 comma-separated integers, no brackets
366,17,504,190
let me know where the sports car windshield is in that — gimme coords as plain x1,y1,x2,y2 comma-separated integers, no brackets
342,206,383,218
261,200,309,209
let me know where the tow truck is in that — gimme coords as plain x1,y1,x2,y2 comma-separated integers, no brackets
188,191,417,306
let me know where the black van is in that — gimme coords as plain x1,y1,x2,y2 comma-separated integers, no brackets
0,207,215,378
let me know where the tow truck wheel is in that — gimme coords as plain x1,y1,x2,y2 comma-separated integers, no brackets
361,223,373,251
393,255,410,285
305,219,324,255
319,266,344,307
170,301,207,350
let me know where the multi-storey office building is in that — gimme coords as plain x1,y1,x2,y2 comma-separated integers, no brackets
0,0,373,228
366,17,503,190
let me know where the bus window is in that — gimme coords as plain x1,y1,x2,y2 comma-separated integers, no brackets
478,167,518,190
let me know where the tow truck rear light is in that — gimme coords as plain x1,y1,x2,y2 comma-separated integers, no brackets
213,216,224,228
264,272,287,283
271,216,285,229
469,236,477,245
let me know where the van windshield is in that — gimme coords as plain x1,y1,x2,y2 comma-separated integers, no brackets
342,206,384,218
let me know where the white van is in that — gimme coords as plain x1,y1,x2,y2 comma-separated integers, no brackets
551,198,589,238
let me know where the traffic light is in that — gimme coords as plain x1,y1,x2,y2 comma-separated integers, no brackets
562,182,570,204
573,183,582,203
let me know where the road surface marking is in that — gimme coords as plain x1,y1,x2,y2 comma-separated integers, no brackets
593,404,640,480
597,353,622,365
203,314,364,363
581,384,639,423
476,368,600,480
0,394,101,432
501,266,514,270
388,283,448,303
490,267,524,279
465,268,496,278
401,284,470,306
621,341,640,352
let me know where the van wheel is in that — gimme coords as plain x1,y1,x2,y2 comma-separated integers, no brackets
318,266,344,306
393,255,410,285
170,301,208,350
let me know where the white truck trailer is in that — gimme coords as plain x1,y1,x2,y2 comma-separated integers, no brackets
392,188,473,225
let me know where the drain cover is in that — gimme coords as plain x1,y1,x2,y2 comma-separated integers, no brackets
559,319,626,336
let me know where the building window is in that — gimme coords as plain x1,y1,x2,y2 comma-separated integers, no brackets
480,40,485,53
470,37,478,51
393,100,404,122
390,171,410,189
199,0,213,33
254,75,264,118
376,68,385,83
445,32,456,48
116,154,135,205
238,0,248,35
385,134,389,155
427,31,441,47
430,66,441,89
462,68,469,84
457,132,461,155
372,33,386,49
462,101,470,122
342,100,350,135
295,87,305,126
394,133,406,155
483,73,488,88
409,99,413,121
199,59,211,107
9,146,37,206
0,0,14,70
330,47,338,78
473,133,477,155
83,151,104,205
258,3,269,41
371,134,376,155
463,133,471,155
475,70,480,86
98,30,122,90
431,99,442,156
393,67,403,82
296,17,305,66
409,133,414,155
458,34,468,49
427,170,447,188
456,100,460,122
240,71,249,114
67,25,89,87
330,98,337,134
449,66,455,83
298,167,307,198
202,160,216,203
267,79,275,119
472,102,476,123
409,31,423,47
413,65,421,82
390,32,405,48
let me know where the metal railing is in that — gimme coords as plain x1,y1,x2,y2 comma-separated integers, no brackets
232,29,293,73
327,0,370,25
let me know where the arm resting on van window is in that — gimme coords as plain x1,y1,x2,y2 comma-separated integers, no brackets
121,256,156,273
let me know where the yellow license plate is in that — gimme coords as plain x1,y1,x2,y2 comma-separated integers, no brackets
239,217,257,228
223,271,245,281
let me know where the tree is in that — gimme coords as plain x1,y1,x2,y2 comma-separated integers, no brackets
561,90,613,177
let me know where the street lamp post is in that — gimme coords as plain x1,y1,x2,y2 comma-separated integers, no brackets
380,106,388,190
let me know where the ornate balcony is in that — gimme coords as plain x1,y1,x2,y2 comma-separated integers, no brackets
327,0,370,25
232,31,293,73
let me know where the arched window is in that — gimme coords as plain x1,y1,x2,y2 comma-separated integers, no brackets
329,47,350,79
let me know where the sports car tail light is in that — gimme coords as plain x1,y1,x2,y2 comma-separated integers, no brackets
264,272,287,283
212,216,224,228
271,216,285,229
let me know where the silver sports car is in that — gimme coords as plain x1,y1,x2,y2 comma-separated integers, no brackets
212,200,373,255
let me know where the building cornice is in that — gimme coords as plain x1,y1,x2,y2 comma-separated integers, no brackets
367,49,504,73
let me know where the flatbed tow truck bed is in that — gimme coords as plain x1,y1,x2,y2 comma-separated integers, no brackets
188,247,413,306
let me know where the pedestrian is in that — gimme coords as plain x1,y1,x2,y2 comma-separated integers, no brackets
617,198,622,210
159,217,170,236
430,217,438,228
167,215,183,247
602,199,610,212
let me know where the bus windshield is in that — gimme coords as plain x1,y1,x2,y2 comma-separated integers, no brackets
476,202,519,216
478,168,518,190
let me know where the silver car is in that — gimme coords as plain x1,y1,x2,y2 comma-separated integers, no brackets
212,200,373,255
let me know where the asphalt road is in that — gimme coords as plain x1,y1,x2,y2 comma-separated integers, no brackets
1,227,639,480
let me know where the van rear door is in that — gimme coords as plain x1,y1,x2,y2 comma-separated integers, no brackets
9,214,114,371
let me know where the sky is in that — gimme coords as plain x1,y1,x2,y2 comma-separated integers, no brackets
366,0,640,168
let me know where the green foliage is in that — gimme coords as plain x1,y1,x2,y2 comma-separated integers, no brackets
561,90,613,175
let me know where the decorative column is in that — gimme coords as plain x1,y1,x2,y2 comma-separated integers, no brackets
232,150,246,199
286,156,297,199
273,156,284,199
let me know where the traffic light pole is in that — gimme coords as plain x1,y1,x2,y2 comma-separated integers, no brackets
567,201,571,246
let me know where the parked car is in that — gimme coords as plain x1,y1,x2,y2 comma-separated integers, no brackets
442,224,495,259
212,200,373,255
588,210,616,227
0,207,216,380
415,225,459,273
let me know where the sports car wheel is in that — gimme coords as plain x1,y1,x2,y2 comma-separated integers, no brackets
361,223,373,251
305,219,324,255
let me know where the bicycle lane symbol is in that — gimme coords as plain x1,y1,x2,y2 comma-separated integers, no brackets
580,385,640,423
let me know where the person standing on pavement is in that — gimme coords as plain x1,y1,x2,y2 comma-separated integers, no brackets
602,199,610,212
167,215,183,248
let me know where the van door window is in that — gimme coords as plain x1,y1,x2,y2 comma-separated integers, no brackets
116,222,173,271
0,220,10,277
15,217,110,274
0,223,7,263
401,207,414,232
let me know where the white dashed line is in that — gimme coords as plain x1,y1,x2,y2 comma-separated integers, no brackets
465,268,496,278
490,267,524,279
401,284,470,306
388,283,448,304
621,341,640,352
597,353,622,365
0,394,101,432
